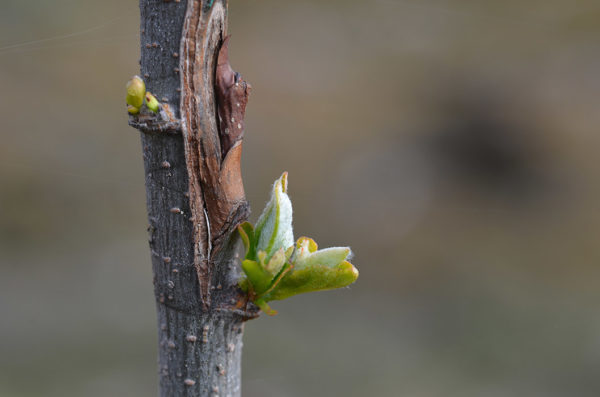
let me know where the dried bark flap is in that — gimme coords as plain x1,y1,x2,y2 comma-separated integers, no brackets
216,36,251,159
180,2,251,310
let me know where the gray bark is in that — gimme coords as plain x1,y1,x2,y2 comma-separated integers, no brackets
134,1,256,395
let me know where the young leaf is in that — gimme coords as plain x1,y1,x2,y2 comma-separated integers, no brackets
266,261,359,301
254,172,294,260
238,221,256,260
296,247,352,270
241,259,272,295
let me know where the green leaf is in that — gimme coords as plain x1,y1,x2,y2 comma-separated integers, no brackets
257,262,292,299
241,259,272,295
297,247,352,269
254,172,294,261
266,261,359,301
238,221,256,260
292,236,351,269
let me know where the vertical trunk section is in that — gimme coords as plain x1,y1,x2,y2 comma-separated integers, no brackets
138,1,255,395
156,309,244,396
141,130,246,396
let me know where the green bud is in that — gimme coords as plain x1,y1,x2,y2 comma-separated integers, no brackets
126,75,145,109
145,92,160,113
127,105,140,115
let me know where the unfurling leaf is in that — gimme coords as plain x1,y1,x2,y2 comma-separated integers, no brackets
254,172,294,261
267,261,358,301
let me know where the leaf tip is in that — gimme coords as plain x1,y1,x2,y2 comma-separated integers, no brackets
342,260,360,283
279,171,288,193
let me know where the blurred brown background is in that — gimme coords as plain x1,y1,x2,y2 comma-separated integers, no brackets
1,0,600,396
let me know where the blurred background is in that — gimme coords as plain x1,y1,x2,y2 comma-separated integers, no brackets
1,0,600,396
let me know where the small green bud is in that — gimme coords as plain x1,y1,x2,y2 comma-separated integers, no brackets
145,92,160,113
127,105,140,115
126,75,146,109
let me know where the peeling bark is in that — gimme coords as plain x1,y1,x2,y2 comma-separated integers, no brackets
216,36,251,158
179,1,251,309
132,1,257,395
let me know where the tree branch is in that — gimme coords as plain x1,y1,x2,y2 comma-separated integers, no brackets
130,0,257,395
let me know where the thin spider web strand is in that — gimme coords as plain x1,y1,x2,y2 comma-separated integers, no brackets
0,12,135,53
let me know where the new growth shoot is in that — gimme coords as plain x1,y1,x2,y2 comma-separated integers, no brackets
238,173,359,315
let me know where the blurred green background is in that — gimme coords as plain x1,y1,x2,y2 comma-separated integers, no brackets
2,0,600,396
